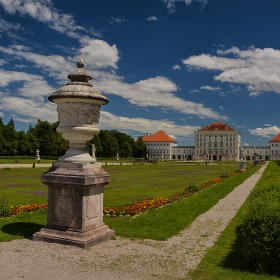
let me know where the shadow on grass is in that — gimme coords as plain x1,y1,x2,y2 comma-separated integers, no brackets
219,225,250,272
1,222,44,238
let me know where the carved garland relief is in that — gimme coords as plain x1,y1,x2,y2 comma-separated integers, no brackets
57,103,101,127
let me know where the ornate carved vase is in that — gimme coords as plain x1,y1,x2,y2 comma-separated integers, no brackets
49,57,109,163
33,58,114,249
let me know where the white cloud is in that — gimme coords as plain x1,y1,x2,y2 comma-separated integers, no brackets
110,17,129,24
173,64,181,70
0,42,227,121
264,123,271,127
243,143,249,146
0,0,100,39
161,0,208,13
183,54,248,70
0,69,55,97
147,16,158,21
99,111,200,137
93,75,227,120
183,46,280,96
79,39,119,69
200,85,221,91
0,95,57,123
0,18,21,32
249,126,280,138
190,89,200,93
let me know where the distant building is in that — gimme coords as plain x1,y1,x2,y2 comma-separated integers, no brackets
244,146,269,161
142,123,280,161
142,130,194,160
269,133,280,160
194,122,241,161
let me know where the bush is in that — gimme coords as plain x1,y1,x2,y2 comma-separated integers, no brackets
0,198,10,217
238,161,280,275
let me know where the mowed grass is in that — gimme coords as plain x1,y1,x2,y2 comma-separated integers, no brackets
103,162,241,206
0,162,241,207
0,168,49,206
0,158,55,164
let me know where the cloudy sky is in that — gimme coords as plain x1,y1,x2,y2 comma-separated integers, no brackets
0,0,280,146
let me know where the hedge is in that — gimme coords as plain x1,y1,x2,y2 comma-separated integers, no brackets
238,161,280,275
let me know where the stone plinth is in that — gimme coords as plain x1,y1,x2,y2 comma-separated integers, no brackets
239,160,246,171
33,162,115,249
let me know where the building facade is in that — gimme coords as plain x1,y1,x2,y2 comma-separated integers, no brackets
194,122,241,161
269,133,280,161
142,122,280,161
143,130,177,160
244,146,269,161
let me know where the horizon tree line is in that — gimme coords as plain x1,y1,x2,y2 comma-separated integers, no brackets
0,118,147,158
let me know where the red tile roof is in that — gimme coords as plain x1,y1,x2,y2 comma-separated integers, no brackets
198,121,234,131
270,133,280,142
142,130,176,143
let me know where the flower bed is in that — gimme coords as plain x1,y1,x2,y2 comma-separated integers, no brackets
9,202,48,216
104,170,242,217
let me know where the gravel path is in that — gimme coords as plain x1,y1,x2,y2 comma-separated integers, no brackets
0,163,267,280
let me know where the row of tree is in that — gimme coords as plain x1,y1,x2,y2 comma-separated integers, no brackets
0,118,147,158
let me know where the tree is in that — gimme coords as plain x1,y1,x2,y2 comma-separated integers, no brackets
87,134,103,157
0,118,5,155
33,120,57,156
98,130,119,157
2,118,17,155
17,130,30,155
52,122,69,156
109,130,134,157
133,136,148,158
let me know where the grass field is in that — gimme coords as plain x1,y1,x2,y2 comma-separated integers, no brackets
0,162,242,207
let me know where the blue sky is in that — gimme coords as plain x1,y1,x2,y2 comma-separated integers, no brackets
0,0,280,146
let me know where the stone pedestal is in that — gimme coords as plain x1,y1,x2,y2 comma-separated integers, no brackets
239,160,246,171
33,162,115,249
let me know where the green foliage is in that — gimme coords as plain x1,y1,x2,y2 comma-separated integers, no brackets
133,136,148,158
238,161,280,275
0,197,9,217
0,118,68,157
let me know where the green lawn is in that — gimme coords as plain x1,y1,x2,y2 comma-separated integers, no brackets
103,162,241,206
0,162,242,207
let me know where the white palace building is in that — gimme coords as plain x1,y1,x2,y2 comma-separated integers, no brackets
143,121,279,161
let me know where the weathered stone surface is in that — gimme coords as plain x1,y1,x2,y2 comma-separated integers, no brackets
239,160,246,171
33,223,114,249
33,161,114,248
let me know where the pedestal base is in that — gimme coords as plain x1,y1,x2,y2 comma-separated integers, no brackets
33,223,114,249
33,161,114,249
239,160,246,171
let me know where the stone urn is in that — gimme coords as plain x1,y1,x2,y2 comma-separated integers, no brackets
49,57,109,163
33,58,114,249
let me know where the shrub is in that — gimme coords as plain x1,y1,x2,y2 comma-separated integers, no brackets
238,161,280,275
0,197,10,217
